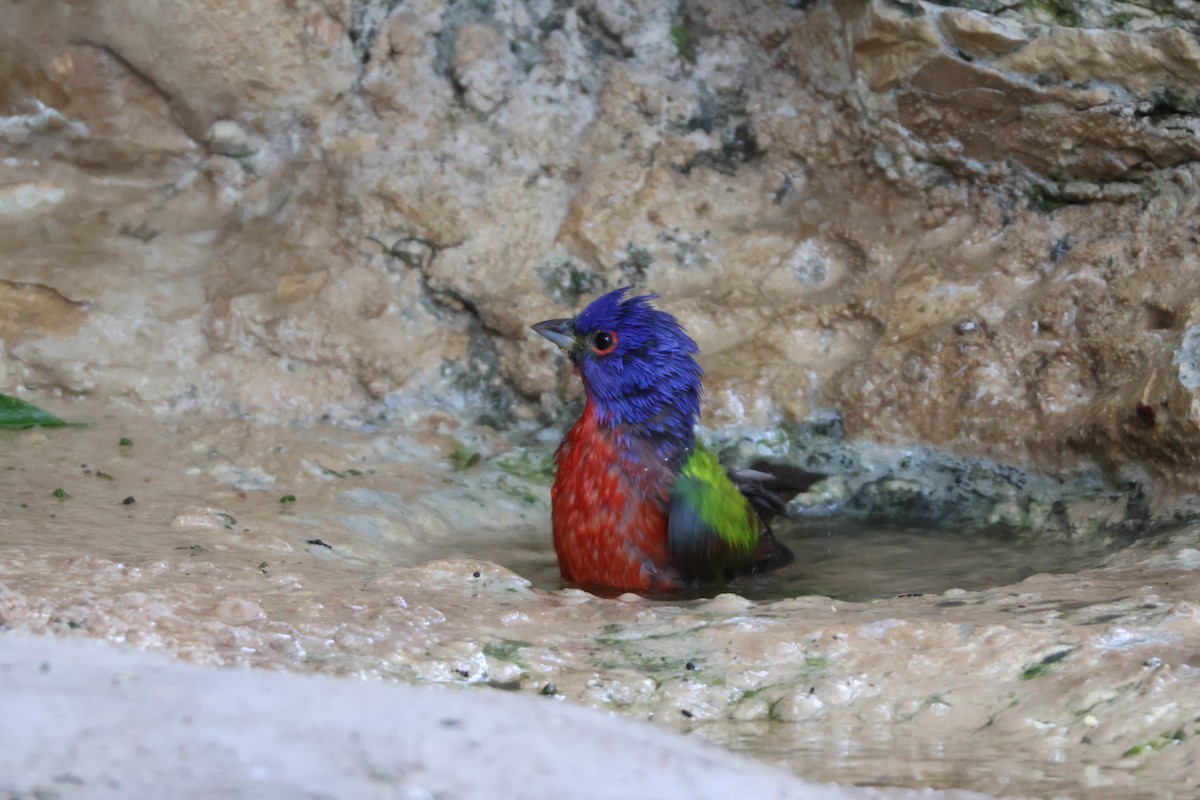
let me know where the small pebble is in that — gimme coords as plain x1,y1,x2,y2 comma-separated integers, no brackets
214,597,266,625
205,119,252,156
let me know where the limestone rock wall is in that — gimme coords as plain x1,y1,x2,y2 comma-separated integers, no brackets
5,0,1200,497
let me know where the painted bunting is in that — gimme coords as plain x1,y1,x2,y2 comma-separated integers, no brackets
533,288,820,593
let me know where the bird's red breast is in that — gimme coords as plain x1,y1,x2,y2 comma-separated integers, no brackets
550,398,680,592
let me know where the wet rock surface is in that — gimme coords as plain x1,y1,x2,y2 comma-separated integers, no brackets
2,412,1199,798
5,0,1200,797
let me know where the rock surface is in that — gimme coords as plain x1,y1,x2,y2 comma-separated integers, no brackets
6,0,1200,499
6,0,1200,797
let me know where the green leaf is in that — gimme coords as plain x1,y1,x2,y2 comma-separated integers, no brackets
0,393,77,429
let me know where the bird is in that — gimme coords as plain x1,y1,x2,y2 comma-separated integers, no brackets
532,287,821,593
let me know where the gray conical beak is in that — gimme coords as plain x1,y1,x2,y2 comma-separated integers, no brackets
532,318,574,350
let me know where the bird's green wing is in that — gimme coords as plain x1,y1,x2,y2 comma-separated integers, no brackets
667,445,761,583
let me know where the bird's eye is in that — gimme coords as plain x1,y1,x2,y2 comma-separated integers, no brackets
591,330,618,355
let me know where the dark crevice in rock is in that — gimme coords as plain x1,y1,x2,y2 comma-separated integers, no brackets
1142,302,1179,332
673,88,765,176
1136,88,1200,118
672,124,764,175
447,319,521,431
367,233,447,273
348,0,405,86
575,7,635,61
1047,236,1073,263
1023,182,1093,213
368,232,521,428
69,40,202,144
432,0,498,80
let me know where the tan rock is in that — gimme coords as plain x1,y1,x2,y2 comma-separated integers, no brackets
937,9,1028,59
452,22,515,115
0,280,89,342
998,27,1200,96
274,270,330,304
0,181,66,218
850,3,942,92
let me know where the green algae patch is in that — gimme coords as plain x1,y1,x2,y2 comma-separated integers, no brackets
1123,727,1189,758
482,639,533,668
449,440,481,471
483,448,555,506
496,450,555,483
670,23,697,63
1020,648,1074,680
802,656,829,679
593,622,716,676
1023,0,1081,26
494,475,544,506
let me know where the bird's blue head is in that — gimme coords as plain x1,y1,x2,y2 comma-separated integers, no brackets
533,288,703,453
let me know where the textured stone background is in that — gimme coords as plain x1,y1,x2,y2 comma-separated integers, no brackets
6,0,1200,499
7,5,1200,796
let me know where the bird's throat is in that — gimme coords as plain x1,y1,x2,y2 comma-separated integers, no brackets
585,394,696,470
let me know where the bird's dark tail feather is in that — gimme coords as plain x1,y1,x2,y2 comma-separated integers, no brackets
747,526,794,574
729,460,824,522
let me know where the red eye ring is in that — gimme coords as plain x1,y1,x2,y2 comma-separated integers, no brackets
591,330,618,355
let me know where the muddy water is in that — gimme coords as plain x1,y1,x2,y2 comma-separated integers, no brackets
3,402,1200,799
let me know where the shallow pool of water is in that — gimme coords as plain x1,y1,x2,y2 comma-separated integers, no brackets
489,518,1116,604
765,519,1114,601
